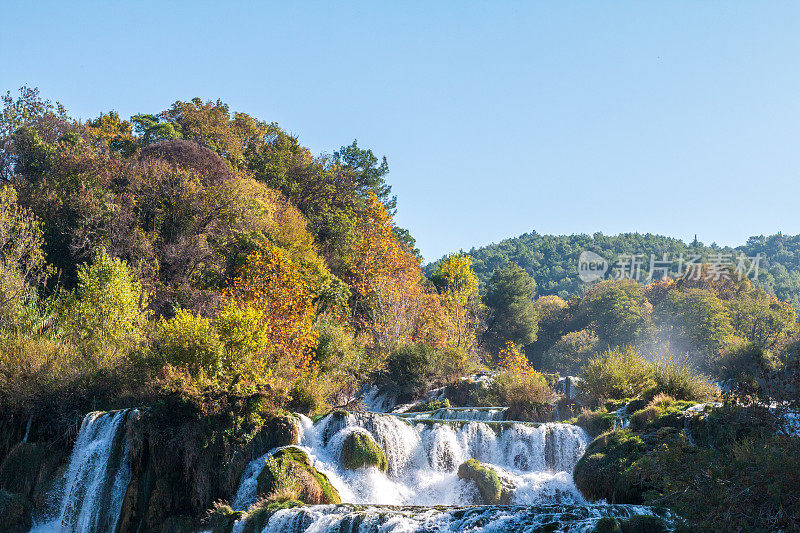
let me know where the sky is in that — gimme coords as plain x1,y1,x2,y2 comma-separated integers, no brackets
2,1,798,262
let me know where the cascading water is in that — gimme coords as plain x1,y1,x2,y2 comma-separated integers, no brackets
31,409,137,533
226,405,664,531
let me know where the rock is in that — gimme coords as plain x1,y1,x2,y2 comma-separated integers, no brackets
0,442,64,500
594,516,622,533
457,459,512,505
340,432,387,472
619,515,668,533
207,503,243,533
256,446,340,505
0,489,31,533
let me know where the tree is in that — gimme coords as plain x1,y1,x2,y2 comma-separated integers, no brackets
482,263,537,356
227,242,319,380
430,253,481,349
0,186,50,318
66,249,149,354
578,280,654,349
345,194,427,348
335,140,395,213
655,288,735,371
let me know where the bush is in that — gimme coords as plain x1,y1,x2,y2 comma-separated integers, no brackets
156,309,223,379
645,358,716,402
489,370,553,421
573,430,647,503
579,347,654,405
574,409,616,437
715,340,779,395
382,343,477,400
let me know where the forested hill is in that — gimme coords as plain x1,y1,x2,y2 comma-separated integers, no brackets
426,231,800,308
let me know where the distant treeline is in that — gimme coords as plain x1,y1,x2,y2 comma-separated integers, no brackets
427,232,800,309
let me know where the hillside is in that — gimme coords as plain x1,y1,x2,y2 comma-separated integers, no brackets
427,231,800,309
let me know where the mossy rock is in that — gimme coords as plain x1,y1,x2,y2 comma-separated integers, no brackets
594,516,622,533
457,459,512,505
340,432,387,472
0,489,31,533
406,399,451,413
573,430,647,503
620,514,668,533
240,498,302,533
207,503,244,533
574,409,616,437
256,446,340,505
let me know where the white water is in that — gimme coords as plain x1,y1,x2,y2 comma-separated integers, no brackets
32,410,136,533
399,407,508,421
254,503,664,533
233,410,589,512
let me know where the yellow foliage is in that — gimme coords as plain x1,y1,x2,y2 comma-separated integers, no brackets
498,341,533,374
228,241,319,379
345,194,447,348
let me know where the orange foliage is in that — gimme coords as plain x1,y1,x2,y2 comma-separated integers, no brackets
227,241,318,377
346,194,447,348
498,341,533,374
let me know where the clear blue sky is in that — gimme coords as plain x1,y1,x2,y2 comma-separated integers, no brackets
2,1,798,262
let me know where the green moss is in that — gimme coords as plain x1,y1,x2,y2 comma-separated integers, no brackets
207,503,244,533
256,446,340,505
406,398,451,413
628,400,695,432
340,432,387,472
573,430,647,503
594,516,622,533
619,515,668,533
457,459,511,505
240,498,302,533
574,409,617,437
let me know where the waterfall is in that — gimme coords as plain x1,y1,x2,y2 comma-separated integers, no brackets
32,409,136,533
232,410,590,510
253,504,668,533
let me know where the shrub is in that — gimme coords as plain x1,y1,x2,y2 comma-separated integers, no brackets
579,347,654,405
489,370,553,421
64,249,149,356
382,343,476,400
156,309,223,379
645,358,716,402
574,409,616,437
715,339,779,395
573,430,647,503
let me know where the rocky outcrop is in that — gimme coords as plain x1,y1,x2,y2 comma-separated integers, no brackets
457,459,512,505
256,446,340,505
340,431,387,471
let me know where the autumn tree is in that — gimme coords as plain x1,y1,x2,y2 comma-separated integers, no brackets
345,194,440,348
430,253,481,349
0,186,50,320
227,242,319,380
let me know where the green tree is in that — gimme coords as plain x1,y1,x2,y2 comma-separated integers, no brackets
0,186,50,319
66,249,149,353
482,263,537,356
578,280,653,349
